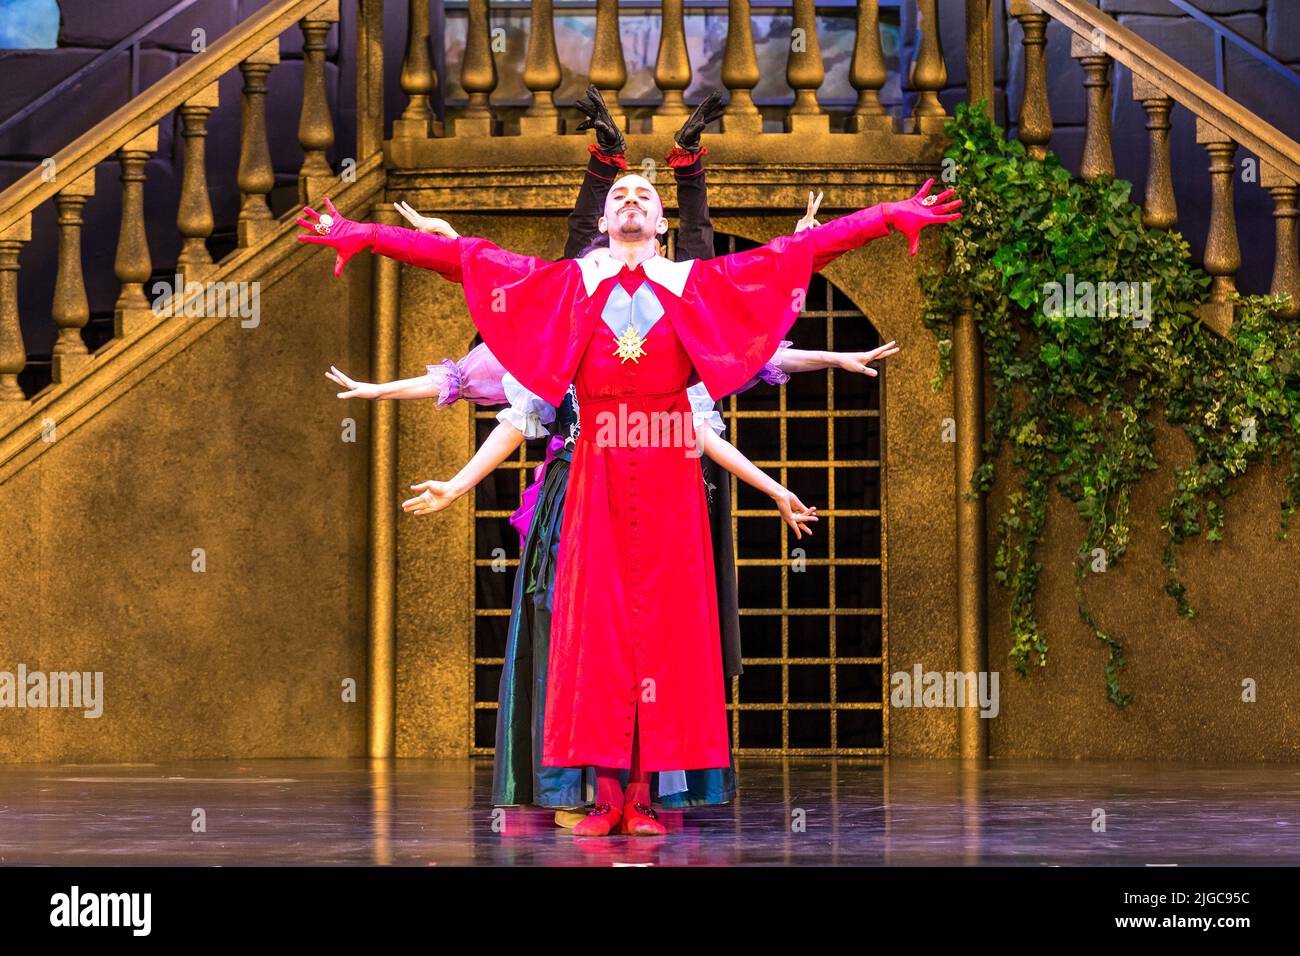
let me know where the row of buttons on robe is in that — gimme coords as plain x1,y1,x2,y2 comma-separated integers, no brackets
626,322,643,747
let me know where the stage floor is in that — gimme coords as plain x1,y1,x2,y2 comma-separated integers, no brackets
3,757,1299,866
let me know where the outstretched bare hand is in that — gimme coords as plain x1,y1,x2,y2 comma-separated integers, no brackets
403,479,460,516
795,190,824,232
325,365,382,400
772,488,818,540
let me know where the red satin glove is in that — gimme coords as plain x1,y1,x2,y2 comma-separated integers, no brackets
295,197,377,277
880,179,963,256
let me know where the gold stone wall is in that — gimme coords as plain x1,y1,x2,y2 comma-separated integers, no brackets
986,424,1300,759
0,245,374,761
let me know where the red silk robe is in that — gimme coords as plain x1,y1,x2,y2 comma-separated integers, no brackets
374,207,891,769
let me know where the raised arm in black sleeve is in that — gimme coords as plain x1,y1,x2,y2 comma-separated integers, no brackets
565,85,627,259
563,148,625,259
669,91,725,262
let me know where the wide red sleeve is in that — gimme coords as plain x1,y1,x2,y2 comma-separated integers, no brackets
369,226,593,408
669,206,893,400
454,238,595,407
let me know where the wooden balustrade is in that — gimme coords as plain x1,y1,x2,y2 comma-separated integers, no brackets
520,0,562,136
1131,75,1177,230
0,0,385,410
395,0,436,139
588,0,627,132
1022,0,1300,332
4,0,1300,415
786,0,828,134
237,40,279,247
113,127,159,337
456,0,497,137
850,0,892,134
1009,0,1052,160
297,0,340,203
1071,33,1115,182
721,1,761,134
0,216,30,408
1263,164,1300,319
177,83,219,280
652,0,692,134
909,0,948,135
51,172,96,382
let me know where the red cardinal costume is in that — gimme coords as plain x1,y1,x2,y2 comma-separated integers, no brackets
319,205,901,770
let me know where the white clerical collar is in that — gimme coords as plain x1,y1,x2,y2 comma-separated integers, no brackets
575,247,694,299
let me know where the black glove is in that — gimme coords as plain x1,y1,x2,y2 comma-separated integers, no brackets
674,90,725,151
574,84,626,155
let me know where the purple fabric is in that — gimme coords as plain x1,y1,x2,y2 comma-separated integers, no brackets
429,342,510,408
734,339,792,394
508,434,565,549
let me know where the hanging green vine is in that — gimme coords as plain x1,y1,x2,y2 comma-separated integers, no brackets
922,103,1300,706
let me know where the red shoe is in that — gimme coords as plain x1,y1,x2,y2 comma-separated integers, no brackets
572,801,622,837
620,784,667,836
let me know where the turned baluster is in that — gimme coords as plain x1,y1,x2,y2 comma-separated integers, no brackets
1009,0,1051,159
1196,118,1240,334
298,0,339,203
1131,75,1176,230
456,0,497,137
177,82,218,281
114,126,159,337
520,0,561,135
1071,33,1114,181
237,41,279,247
587,0,627,133
786,0,827,134
394,0,436,139
52,172,96,383
1262,163,1300,320
722,0,761,134
849,0,892,133
0,214,31,407
909,0,947,135
652,0,691,134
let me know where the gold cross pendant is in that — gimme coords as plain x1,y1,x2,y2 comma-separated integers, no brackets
613,323,647,364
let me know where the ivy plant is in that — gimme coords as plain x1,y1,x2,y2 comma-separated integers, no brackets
922,103,1300,706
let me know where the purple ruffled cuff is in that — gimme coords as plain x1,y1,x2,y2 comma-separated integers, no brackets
428,342,509,408
735,339,793,394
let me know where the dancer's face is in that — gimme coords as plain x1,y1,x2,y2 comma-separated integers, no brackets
600,175,668,243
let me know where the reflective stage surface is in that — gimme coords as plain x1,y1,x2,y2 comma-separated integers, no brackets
3,758,1300,866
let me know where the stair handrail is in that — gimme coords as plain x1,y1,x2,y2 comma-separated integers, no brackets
1028,0,1300,184
0,0,206,138
0,0,329,235
1164,0,1300,95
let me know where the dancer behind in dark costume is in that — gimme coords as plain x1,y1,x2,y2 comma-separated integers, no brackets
323,88,901,822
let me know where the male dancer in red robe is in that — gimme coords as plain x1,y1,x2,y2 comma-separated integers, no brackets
297,168,960,835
